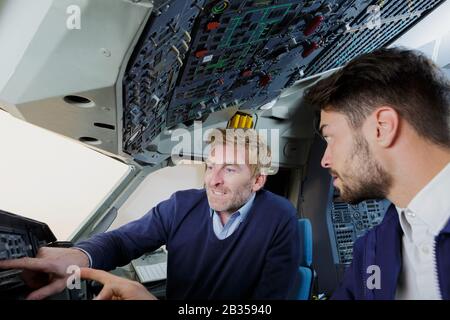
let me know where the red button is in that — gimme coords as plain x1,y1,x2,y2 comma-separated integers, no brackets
302,42,319,58
241,70,253,77
207,21,221,31
304,16,324,36
259,74,271,87
195,49,208,58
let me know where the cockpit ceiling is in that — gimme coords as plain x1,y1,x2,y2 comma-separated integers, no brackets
122,0,444,155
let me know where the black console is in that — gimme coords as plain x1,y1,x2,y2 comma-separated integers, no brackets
0,209,56,299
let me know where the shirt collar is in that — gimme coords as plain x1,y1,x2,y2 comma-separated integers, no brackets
209,192,256,222
395,206,413,242
400,162,450,236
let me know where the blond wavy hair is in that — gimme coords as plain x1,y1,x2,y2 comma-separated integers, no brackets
205,128,272,176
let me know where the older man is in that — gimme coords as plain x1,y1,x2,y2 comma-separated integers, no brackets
0,128,299,300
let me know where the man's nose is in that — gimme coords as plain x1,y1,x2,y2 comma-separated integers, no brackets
321,147,331,169
209,168,224,185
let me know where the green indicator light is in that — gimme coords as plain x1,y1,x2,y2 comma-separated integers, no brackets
212,1,229,15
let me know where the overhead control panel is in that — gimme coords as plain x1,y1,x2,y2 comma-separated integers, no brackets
122,0,444,155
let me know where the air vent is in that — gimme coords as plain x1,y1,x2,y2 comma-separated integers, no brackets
64,95,95,108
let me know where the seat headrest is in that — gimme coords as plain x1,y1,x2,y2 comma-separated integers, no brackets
298,218,313,267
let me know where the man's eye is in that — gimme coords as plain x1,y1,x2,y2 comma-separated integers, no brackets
206,165,213,170
323,135,331,143
225,167,236,173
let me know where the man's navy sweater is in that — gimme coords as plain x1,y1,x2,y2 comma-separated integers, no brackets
76,189,300,299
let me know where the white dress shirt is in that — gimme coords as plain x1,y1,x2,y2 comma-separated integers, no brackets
210,192,255,240
395,163,450,300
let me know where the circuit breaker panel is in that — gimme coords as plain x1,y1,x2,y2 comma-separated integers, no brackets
122,0,444,155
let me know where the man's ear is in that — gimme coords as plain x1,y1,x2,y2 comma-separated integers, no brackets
372,107,400,148
252,174,267,192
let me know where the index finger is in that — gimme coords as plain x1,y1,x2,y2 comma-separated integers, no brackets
79,267,112,285
0,257,52,272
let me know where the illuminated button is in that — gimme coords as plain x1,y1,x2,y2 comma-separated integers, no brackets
195,49,208,58
207,21,221,31
202,54,214,63
241,70,253,77
211,1,229,15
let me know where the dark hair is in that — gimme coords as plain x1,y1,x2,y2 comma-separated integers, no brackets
304,47,450,147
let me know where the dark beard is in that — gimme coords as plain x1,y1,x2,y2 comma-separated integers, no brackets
338,134,392,204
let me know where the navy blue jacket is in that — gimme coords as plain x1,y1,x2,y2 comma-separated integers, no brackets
333,205,450,299
76,189,300,300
